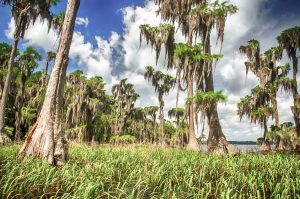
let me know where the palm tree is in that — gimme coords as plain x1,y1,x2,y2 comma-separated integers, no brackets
144,106,159,144
277,26,300,150
144,66,176,146
112,79,139,136
168,107,185,147
130,107,146,143
15,47,41,142
42,51,56,87
65,70,106,143
0,42,14,97
18,0,80,166
0,0,60,144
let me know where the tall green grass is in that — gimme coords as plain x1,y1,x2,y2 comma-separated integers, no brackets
0,145,299,198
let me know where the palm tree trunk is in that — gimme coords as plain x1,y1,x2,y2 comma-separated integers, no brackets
153,115,156,145
42,57,50,87
17,0,80,165
160,102,165,146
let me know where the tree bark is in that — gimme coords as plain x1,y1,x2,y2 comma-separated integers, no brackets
17,0,80,165
291,55,300,151
159,102,165,146
185,26,199,151
186,74,199,150
203,33,228,154
261,119,271,152
271,94,285,151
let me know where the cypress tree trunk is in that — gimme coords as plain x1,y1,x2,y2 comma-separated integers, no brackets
186,27,198,151
291,55,300,151
17,0,80,165
205,74,228,153
271,94,285,151
261,119,271,152
203,33,228,154
186,73,198,150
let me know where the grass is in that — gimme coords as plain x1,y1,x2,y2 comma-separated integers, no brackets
0,145,300,199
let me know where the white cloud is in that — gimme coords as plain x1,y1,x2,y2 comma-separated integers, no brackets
69,31,120,85
76,17,89,27
5,17,59,52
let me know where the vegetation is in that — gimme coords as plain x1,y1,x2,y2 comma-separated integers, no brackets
1,145,300,198
0,0,299,197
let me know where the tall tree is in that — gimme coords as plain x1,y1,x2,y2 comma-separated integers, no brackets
15,47,41,141
152,0,237,152
237,87,274,151
65,70,106,143
0,0,60,144
112,79,139,136
192,1,237,153
18,0,80,166
240,40,290,150
168,107,186,147
277,26,300,150
144,106,159,144
144,66,176,146
173,43,222,150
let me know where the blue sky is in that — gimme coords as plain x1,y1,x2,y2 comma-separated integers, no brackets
1,0,145,43
0,0,300,141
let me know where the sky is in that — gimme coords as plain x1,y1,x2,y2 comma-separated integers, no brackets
0,0,300,141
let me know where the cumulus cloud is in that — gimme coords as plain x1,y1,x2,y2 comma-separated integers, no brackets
76,17,89,27
5,16,119,88
69,31,119,85
5,17,59,52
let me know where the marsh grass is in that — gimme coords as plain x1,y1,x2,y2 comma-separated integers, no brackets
0,145,299,198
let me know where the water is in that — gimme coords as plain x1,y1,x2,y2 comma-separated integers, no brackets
200,144,260,153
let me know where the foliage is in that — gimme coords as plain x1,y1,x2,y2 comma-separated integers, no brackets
0,145,300,198
110,135,137,145
194,91,227,112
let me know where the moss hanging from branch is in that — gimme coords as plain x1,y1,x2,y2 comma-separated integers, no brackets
173,43,222,87
194,90,226,113
140,24,175,69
